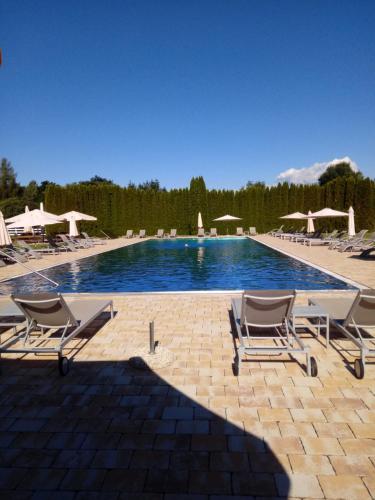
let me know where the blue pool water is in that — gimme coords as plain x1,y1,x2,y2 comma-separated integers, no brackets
0,238,354,293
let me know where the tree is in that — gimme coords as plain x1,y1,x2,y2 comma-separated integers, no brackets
137,179,165,191
242,181,266,190
79,175,114,186
23,180,39,207
318,162,362,186
0,158,20,199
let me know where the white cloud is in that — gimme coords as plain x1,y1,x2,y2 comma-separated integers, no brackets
277,156,358,184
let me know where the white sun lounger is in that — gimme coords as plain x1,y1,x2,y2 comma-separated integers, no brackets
232,290,317,376
309,289,375,378
0,293,113,375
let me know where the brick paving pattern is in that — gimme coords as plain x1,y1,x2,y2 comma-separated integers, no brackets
0,291,374,497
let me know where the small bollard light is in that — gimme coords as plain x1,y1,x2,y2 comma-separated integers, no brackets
149,321,155,354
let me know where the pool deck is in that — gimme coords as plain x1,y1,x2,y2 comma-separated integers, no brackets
252,234,375,289
0,236,374,497
0,237,150,283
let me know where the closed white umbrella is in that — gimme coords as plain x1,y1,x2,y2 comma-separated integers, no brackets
307,210,315,233
348,206,355,237
60,211,97,238
24,205,33,233
197,212,203,229
0,211,12,246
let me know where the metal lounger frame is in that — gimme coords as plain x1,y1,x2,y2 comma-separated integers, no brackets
310,292,375,372
232,293,314,376
0,295,114,372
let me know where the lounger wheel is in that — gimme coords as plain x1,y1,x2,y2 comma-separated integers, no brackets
58,356,70,376
354,358,365,379
310,356,318,377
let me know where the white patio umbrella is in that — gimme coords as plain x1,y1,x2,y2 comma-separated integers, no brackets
307,207,350,236
0,211,12,246
307,208,348,218
213,214,242,235
197,212,203,229
60,211,97,237
24,206,33,233
306,210,315,233
348,206,355,237
280,211,307,219
213,214,242,221
6,210,63,230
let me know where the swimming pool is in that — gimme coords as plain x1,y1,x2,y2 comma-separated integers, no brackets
1,237,354,293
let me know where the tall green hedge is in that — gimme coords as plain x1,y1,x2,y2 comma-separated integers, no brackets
45,176,375,236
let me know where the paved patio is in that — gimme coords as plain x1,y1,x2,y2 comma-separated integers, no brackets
0,291,374,498
252,235,375,289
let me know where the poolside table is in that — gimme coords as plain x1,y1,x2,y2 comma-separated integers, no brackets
292,305,329,348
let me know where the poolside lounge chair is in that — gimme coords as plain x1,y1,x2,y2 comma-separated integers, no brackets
17,239,58,257
268,225,283,236
359,247,375,258
156,229,164,238
293,229,322,243
0,247,29,263
249,227,257,236
57,234,79,252
47,235,70,252
337,230,370,252
309,290,375,378
302,230,339,247
1,293,114,375
197,228,205,237
231,290,317,376
281,227,306,240
68,235,93,249
125,230,133,239
139,229,146,238
0,298,26,334
170,229,177,238
236,227,244,236
347,232,375,253
210,228,217,237
81,232,106,245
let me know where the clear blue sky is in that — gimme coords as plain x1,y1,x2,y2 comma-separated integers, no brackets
1,0,374,189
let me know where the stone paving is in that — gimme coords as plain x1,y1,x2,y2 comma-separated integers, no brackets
0,291,374,498
252,235,375,289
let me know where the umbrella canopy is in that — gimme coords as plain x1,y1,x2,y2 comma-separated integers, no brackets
280,211,307,219
348,206,355,237
0,211,12,246
197,212,203,229
60,210,97,222
307,210,315,233
307,208,348,218
6,209,63,229
213,214,242,221
60,211,97,237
